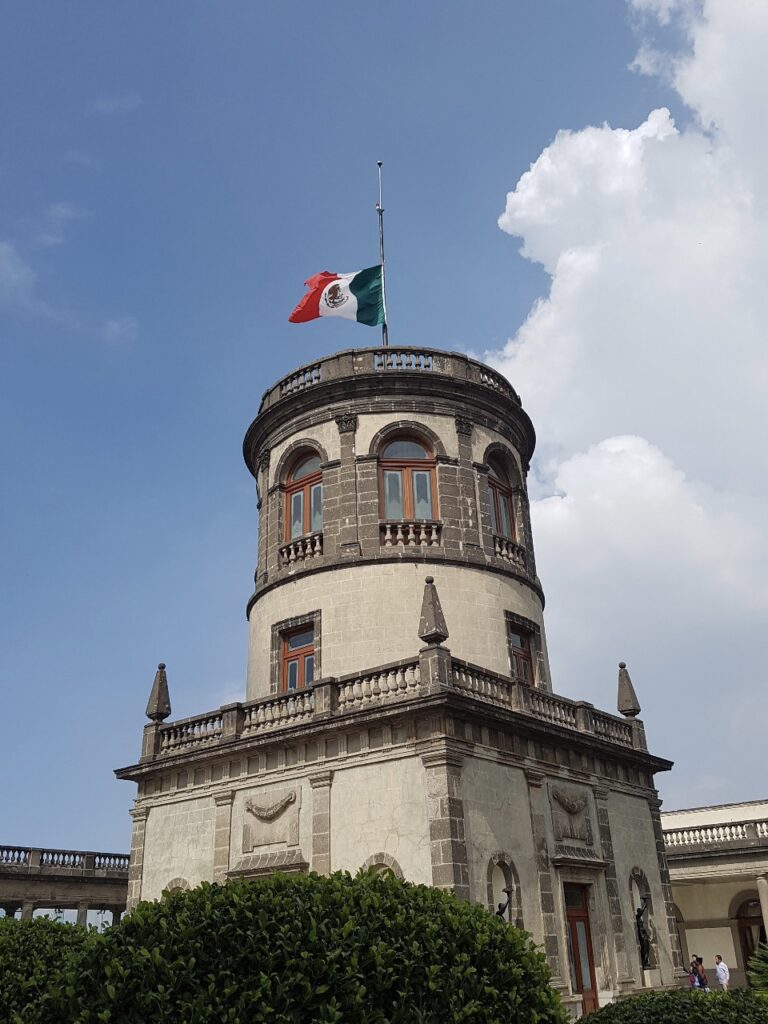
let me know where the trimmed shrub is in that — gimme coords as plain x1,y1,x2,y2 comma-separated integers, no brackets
581,988,768,1024
750,942,768,990
0,916,100,1024
62,872,566,1023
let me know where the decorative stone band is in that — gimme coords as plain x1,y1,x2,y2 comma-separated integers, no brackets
137,654,645,764
0,846,129,874
664,819,768,851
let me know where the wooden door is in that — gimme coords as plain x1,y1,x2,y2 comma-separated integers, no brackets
564,883,599,1014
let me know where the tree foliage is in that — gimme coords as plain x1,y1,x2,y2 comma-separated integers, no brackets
1,874,566,1023
749,943,768,991
582,988,768,1024
0,916,99,1024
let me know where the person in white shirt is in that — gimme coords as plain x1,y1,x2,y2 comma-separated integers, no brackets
714,954,730,991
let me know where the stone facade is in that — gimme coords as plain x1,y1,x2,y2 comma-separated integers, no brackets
117,346,684,1017
662,799,768,988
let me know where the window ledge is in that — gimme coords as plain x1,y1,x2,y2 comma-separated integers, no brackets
279,531,323,566
380,520,442,547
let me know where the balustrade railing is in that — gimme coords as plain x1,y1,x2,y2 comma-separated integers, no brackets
0,847,129,875
664,819,768,850
336,660,421,710
381,521,441,547
278,363,322,397
242,689,315,735
159,711,223,754
528,689,579,729
374,349,434,371
144,656,648,760
493,535,527,570
592,710,634,748
279,531,323,566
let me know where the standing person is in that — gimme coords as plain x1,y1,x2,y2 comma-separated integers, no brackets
714,954,730,991
690,957,701,988
696,957,710,992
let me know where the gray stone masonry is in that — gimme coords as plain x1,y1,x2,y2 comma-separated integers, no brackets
422,744,470,900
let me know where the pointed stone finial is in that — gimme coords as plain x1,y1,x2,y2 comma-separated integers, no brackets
617,661,641,718
418,576,449,645
145,663,171,722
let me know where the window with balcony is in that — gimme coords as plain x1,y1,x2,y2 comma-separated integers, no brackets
488,456,515,541
379,436,440,546
285,453,322,540
281,625,315,691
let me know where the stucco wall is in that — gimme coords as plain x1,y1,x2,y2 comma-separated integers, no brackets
329,755,432,883
247,561,545,699
141,796,215,901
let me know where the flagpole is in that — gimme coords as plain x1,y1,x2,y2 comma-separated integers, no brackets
376,160,389,347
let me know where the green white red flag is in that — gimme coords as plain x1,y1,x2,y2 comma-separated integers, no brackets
289,265,384,326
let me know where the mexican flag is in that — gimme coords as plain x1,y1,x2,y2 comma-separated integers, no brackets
289,265,384,326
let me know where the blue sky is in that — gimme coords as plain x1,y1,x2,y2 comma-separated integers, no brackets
3,0,755,853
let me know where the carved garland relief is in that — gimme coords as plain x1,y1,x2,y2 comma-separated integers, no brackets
242,787,300,852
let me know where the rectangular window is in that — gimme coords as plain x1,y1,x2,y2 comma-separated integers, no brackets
290,491,304,539
499,496,513,539
281,626,315,691
412,471,433,519
384,470,404,519
310,483,323,533
508,627,534,683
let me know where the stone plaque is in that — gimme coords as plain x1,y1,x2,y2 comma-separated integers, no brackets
242,787,300,852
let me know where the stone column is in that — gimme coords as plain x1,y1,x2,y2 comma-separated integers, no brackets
335,414,360,556
594,786,635,991
108,905,124,927
21,901,34,920
454,417,481,550
76,902,88,928
309,770,334,875
647,794,686,979
255,449,270,587
213,792,235,883
421,744,469,900
757,875,768,935
524,769,564,987
126,805,149,910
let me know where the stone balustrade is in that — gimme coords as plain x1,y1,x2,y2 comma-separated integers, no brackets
0,846,129,875
493,535,527,570
380,521,442,548
142,652,646,762
663,820,768,851
279,531,323,566
262,346,522,415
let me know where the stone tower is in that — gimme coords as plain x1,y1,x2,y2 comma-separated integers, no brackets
118,346,685,1017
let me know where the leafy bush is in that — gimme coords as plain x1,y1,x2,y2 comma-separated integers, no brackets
0,916,100,1024
581,987,768,1024
750,942,768,990
61,872,566,1024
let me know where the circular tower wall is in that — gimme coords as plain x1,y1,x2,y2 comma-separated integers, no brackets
243,347,550,701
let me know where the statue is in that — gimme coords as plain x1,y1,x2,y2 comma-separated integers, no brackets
635,895,652,969
495,887,513,919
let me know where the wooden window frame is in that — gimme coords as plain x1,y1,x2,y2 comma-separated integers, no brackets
488,457,517,541
284,454,323,541
378,437,437,521
280,625,315,692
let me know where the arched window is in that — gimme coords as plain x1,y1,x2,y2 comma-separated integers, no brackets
285,453,322,541
488,456,516,541
379,437,436,521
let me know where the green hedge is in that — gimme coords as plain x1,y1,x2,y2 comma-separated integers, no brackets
1,873,566,1024
581,988,768,1024
0,916,99,1023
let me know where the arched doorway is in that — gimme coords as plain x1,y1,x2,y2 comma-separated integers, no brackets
736,896,767,979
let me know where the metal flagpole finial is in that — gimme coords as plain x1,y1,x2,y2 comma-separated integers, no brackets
376,160,389,347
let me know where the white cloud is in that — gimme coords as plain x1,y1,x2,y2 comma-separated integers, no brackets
490,0,768,805
35,202,83,248
0,241,35,309
90,93,143,115
102,316,138,344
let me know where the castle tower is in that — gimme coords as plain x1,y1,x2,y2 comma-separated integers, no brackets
118,346,685,1016
242,347,549,700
